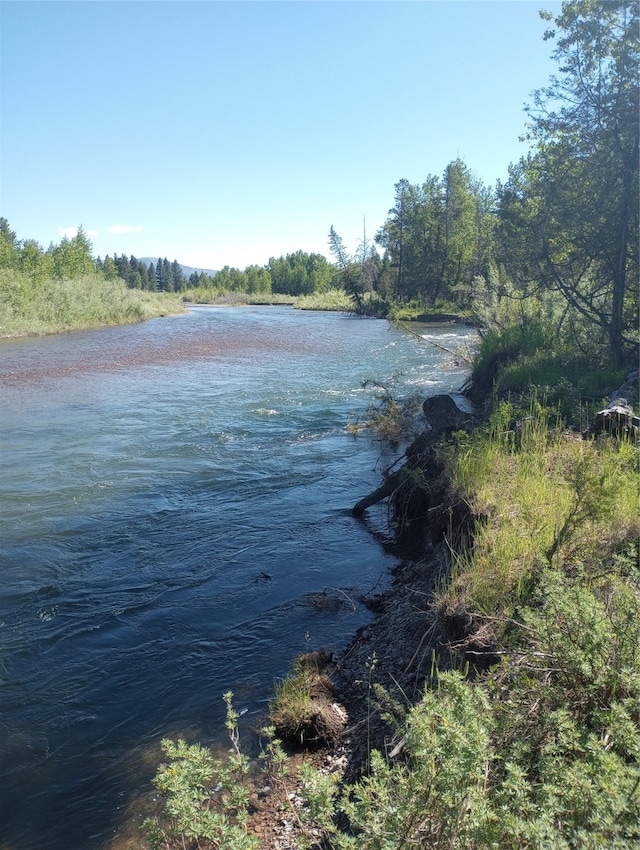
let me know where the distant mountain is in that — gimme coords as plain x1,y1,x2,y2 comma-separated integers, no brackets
139,257,218,278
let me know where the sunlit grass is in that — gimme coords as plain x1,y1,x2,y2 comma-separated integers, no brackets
181,288,296,305
295,289,354,312
442,408,640,620
0,270,185,337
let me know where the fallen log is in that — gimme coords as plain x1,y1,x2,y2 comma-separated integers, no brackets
352,468,410,516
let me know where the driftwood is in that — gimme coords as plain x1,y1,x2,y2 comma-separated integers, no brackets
352,395,474,518
352,468,411,516
399,321,473,364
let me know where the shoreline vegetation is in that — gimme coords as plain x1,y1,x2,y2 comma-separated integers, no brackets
140,344,639,850
0,259,473,340
140,352,639,850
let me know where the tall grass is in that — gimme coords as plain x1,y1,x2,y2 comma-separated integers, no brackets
181,287,296,306
0,269,184,337
443,403,640,619
295,289,354,312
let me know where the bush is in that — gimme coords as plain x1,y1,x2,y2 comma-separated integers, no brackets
298,670,494,850
144,693,259,850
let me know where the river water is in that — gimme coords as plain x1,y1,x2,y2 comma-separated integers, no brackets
0,306,474,849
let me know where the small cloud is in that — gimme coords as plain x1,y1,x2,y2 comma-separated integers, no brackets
59,226,98,238
108,224,145,234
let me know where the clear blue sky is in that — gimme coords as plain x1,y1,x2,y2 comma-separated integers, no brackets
1,1,562,270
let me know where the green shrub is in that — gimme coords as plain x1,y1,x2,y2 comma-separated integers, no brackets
0,269,183,336
296,289,354,311
471,320,557,395
298,670,494,850
143,693,259,850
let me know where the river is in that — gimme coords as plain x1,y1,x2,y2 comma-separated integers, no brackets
0,306,474,849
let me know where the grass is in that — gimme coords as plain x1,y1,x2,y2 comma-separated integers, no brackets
269,652,345,748
295,289,354,312
181,288,296,305
439,401,640,625
0,269,184,337
180,287,355,312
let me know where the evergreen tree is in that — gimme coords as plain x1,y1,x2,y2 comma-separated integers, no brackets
171,259,186,292
103,256,118,280
499,0,639,365
147,262,157,291
50,226,95,279
0,217,19,269
328,226,363,311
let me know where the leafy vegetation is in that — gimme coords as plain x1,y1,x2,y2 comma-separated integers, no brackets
144,693,259,850
144,398,639,848
0,222,183,336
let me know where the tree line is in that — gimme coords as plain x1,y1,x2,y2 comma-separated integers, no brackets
0,224,342,299
95,255,190,293
329,0,638,367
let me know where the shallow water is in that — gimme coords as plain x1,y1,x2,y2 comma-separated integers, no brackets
0,306,474,849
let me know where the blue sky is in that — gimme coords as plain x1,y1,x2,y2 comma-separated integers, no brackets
1,1,562,270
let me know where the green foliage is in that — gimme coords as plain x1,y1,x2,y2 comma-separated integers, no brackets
268,653,343,747
442,403,639,617
50,227,95,279
144,693,259,850
268,250,335,296
350,378,424,446
470,319,558,396
0,222,184,336
498,1,639,366
483,550,640,849
0,269,182,337
270,664,315,737
328,225,366,314
295,288,353,312
344,673,492,849
297,550,640,849
385,298,461,322
297,671,493,850
469,303,631,423
375,162,495,309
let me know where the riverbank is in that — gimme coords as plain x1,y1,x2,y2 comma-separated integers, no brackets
0,272,186,338
238,383,640,849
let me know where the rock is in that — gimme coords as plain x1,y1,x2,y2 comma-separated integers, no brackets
610,370,639,406
422,394,474,433
587,399,640,441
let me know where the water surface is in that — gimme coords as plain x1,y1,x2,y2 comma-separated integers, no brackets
0,306,474,849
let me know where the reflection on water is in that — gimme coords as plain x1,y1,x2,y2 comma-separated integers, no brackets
0,306,474,849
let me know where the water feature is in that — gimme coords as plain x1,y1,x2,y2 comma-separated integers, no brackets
0,306,474,849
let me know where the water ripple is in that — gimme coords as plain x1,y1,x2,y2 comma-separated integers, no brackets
0,307,475,849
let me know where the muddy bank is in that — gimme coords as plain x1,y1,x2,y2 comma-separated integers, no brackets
334,541,454,775
243,412,474,849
